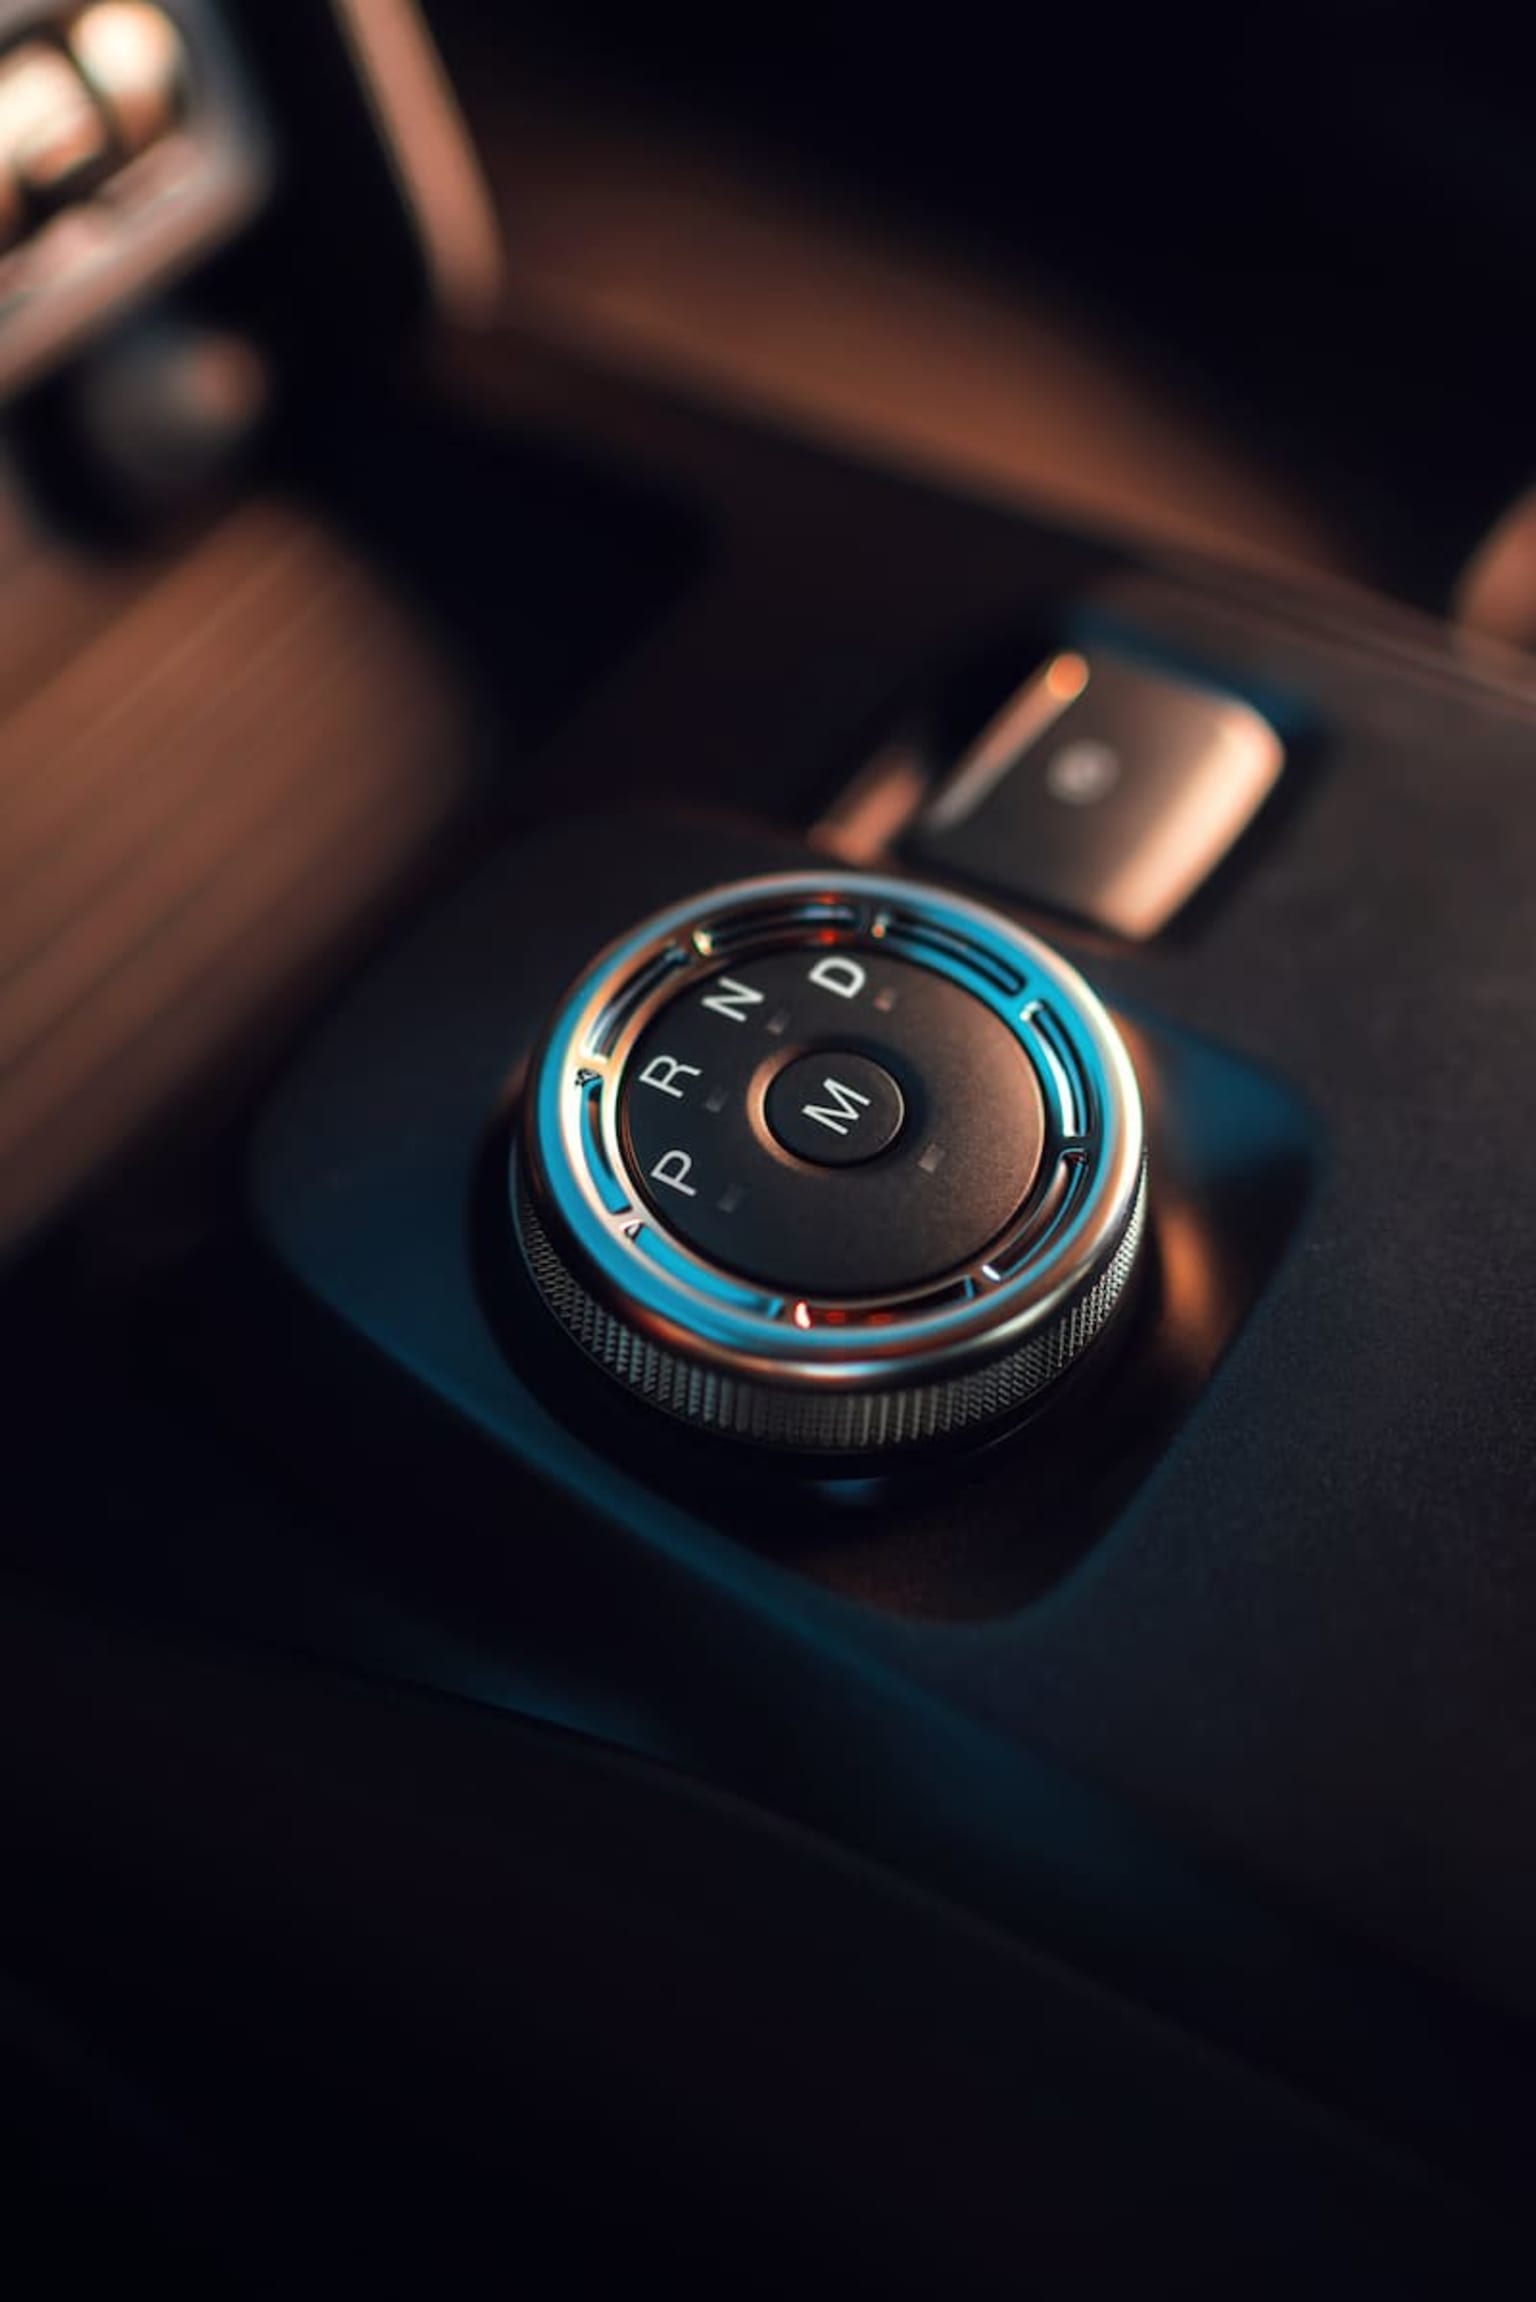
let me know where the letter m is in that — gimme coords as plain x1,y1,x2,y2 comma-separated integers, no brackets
802,1076,871,1136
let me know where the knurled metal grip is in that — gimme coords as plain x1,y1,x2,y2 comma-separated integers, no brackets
512,872,1147,1454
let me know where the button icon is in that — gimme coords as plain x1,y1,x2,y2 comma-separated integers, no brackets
1044,738,1121,807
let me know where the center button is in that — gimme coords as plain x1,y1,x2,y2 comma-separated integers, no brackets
764,1050,906,1168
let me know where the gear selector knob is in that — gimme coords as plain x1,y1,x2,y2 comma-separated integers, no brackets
513,872,1146,1453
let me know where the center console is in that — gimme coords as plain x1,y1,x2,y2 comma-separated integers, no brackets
5,255,1535,2276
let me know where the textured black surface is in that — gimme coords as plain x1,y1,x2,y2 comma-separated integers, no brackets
517,1163,1146,1450
0,1592,1508,2296
987,579,1536,2027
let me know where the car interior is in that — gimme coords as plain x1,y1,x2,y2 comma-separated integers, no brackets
3,5,1535,2292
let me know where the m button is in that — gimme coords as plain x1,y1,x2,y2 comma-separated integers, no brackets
765,1051,905,1168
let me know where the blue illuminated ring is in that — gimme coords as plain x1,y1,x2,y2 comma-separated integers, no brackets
513,872,1145,1426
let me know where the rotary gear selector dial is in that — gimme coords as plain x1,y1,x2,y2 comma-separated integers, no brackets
513,872,1147,1453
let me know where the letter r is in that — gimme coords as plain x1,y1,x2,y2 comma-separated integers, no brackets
638,1054,702,1101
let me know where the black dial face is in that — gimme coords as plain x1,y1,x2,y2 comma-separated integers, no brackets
619,946,1047,1296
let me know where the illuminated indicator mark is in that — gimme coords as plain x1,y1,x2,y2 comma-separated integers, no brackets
1047,650,1091,702
918,1142,946,1174
717,1183,746,1215
1045,738,1120,807
792,1301,814,1330
704,1086,728,1114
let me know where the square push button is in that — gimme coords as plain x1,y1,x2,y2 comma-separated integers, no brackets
909,649,1284,939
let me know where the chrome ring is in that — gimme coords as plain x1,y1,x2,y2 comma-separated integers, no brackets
513,871,1146,1448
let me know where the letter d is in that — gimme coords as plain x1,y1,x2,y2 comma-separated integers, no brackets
807,955,867,1000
